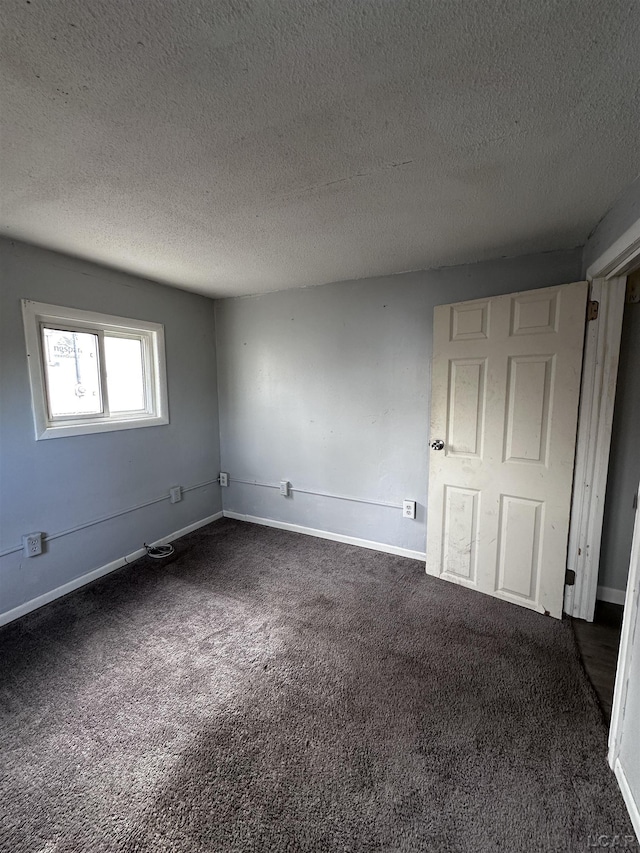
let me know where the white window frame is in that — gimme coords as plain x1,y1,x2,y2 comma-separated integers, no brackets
22,300,169,440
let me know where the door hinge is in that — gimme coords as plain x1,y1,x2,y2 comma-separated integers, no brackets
565,568,576,586
587,300,599,321
626,272,640,304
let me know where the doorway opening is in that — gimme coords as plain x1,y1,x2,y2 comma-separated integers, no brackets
573,268,640,720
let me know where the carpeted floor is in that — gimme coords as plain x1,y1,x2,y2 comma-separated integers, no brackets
0,519,634,852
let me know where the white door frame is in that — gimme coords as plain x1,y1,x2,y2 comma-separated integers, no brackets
608,481,640,838
564,277,625,620
565,216,640,621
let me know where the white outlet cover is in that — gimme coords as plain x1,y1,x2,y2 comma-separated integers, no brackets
22,532,43,557
402,500,416,520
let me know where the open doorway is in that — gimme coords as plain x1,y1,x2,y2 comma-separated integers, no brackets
599,270,640,606
573,269,640,719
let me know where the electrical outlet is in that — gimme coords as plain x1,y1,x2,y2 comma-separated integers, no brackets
22,532,43,557
219,472,229,487
280,480,290,497
402,500,416,520
169,486,182,504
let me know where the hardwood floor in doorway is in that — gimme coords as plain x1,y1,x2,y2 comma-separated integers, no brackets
573,600,624,720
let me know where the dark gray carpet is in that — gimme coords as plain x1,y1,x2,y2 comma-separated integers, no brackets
0,519,633,852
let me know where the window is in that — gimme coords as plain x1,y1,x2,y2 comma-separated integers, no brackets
22,301,169,439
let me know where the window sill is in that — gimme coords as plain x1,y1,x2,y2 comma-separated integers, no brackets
35,414,170,440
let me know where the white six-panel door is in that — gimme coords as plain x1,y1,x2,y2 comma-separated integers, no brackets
426,282,588,619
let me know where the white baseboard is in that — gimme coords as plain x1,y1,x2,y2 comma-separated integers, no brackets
150,512,223,548
614,758,640,842
597,585,627,606
222,510,426,561
0,512,223,628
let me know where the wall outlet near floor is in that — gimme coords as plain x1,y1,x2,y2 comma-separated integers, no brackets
22,532,43,557
169,486,182,504
219,472,229,487
280,480,290,497
402,500,416,520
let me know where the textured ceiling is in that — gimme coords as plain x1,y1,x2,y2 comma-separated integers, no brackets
2,0,640,297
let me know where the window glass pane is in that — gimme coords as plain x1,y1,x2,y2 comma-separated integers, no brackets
104,335,146,413
43,328,102,416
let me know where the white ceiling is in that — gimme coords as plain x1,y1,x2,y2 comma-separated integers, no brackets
2,0,640,297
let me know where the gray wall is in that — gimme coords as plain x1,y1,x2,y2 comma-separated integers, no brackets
583,176,640,275
0,239,221,617
598,298,640,593
215,248,582,554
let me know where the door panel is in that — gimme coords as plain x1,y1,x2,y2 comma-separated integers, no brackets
504,355,554,464
426,281,588,618
447,358,486,456
442,486,480,581
496,495,543,600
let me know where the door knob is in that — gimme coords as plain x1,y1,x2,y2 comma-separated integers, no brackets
430,439,445,451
